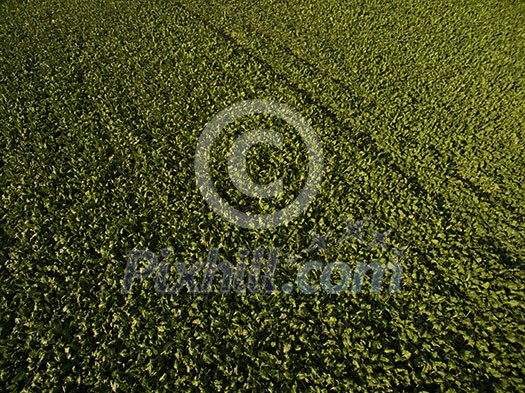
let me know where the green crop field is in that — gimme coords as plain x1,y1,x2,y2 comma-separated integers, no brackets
1,0,524,391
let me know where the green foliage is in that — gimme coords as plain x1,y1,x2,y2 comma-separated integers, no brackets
1,0,523,391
